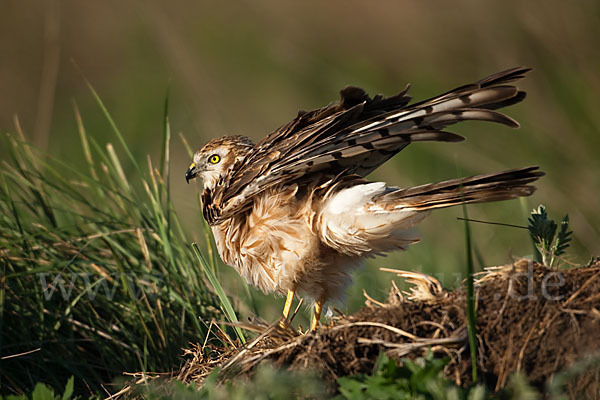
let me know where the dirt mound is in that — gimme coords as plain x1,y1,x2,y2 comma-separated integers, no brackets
177,260,600,396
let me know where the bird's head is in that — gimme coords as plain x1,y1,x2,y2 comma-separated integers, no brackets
186,135,254,188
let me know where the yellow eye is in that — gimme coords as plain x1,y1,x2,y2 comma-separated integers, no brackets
209,154,221,164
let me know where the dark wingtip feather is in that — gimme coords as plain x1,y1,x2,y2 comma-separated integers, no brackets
476,66,533,86
339,86,370,107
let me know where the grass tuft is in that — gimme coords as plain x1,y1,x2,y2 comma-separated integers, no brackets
0,93,229,396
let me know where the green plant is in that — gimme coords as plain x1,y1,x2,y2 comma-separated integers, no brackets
527,205,572,267
335,353,545,400
4,377,75,400
335,353,481,400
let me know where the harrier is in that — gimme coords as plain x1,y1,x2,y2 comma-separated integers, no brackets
186,67,543,331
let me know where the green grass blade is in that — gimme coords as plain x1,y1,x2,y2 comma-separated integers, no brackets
160,89,172,251
461,202,478,383
84,79,142,176
160,86,171,180
455,163,477,382
192,242,245,344
72,101,98,181
179,132,194,159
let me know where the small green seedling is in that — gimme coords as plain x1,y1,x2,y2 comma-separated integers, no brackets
527,205,572,267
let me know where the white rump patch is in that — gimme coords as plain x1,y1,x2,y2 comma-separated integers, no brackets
318,183,429,256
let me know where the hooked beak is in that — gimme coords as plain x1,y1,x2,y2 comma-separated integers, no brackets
185,162,199,184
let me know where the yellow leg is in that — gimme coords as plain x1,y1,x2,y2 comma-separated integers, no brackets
280,289,295,328
310,299,323,331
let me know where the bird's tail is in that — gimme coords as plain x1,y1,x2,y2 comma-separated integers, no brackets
318,166,543,256
371,166,544,212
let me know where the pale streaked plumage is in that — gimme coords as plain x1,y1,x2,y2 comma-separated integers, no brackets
186,67,544,330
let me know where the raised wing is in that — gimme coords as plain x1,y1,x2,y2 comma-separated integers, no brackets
205,67,531,225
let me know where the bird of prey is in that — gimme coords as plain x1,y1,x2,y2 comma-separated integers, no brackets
186,67,543,331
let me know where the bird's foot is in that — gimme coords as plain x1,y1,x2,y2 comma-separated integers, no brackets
279,318,290,329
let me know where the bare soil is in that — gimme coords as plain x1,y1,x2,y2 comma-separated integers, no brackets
177,260,600,397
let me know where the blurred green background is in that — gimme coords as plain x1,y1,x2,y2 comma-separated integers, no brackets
2,1,599,324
